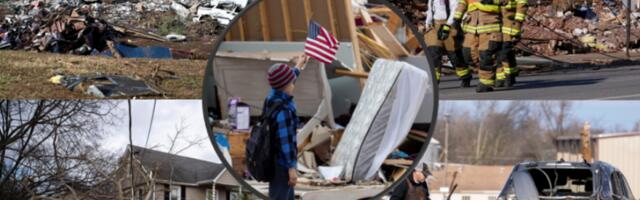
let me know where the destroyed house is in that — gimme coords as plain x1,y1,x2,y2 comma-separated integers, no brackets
205,1,434,197
119,145,245,200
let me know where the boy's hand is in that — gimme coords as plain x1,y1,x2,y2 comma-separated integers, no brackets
288,168,297,187
295,54,309,70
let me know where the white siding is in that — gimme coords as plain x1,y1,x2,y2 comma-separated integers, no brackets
597,135,640,198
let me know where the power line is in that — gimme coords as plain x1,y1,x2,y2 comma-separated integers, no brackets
143,100,157,149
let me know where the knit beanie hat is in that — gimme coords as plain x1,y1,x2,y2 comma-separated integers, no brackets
268,63,297,89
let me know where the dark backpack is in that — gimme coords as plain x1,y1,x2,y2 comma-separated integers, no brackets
245,99,284,182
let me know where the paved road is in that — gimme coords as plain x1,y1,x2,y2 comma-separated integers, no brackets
439,65,640,100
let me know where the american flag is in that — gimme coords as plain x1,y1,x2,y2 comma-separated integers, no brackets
304,21,340,64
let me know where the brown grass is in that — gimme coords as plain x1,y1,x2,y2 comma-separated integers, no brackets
0,50,207,99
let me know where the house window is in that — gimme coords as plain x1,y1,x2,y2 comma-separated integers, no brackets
462,196,470,200
170,186,181,200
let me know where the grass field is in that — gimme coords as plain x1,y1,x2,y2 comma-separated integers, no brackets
0,50,207,99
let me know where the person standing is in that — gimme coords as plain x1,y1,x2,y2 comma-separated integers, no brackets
454,0,504,92
266,55,308,200
425,0,472,87
497,0,528,88
390,163,432,200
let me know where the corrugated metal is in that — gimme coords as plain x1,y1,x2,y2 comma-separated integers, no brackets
596,135,640,197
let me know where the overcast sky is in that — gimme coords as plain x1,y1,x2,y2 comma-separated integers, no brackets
101,100,220,163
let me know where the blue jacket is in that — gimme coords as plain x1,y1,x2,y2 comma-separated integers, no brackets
265,89,299,169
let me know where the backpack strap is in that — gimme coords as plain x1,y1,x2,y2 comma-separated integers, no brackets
261,99,285,123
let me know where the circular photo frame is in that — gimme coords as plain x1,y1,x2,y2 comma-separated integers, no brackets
202,0,439,199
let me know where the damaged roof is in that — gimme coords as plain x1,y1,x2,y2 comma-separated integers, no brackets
129,145,225,184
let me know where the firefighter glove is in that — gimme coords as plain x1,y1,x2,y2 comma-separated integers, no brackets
438,25,450,40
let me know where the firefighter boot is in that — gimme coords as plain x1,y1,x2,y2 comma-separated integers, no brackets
476,82,494,93
461,75,472,88
506,74,516,87
496,79,505,88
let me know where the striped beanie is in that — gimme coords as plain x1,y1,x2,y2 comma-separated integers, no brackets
268,63,297,89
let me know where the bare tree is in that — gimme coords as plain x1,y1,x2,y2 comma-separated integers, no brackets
111,118,207,200
0,100,116,199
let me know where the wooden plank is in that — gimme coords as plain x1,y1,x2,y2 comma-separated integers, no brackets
333,0,352,41
327,0,338,36
362,26,384,45
383,159,413,166
344,0,365,87
303,0,313,23
357,32,396,59
386,14,402,34
368,24,410,57
243,5,262,41
259,1,271,41
225,31,232,41
288,0,307,40
265,0,286,41
405,34,420,53
367,7,393,15
281,0,293,41
238,17,246,41
360,8,374,25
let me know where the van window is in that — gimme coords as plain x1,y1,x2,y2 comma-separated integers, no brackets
526,168,593,198
611,172,630,199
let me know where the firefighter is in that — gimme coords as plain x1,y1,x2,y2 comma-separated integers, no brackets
454,0,504,92
496,0,527,87
425,0,471,87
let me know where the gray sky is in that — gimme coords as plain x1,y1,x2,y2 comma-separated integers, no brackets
101,100,220,163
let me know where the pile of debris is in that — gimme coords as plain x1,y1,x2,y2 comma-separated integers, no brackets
0,0,245,50
389,0,640,56
521,2,640,55
0,2,121,55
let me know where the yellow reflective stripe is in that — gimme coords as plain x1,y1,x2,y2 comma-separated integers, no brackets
443,25,450,31
503,1,516,9
479,78,495,85
516,0,528,4
504,67,519,74
501,27,521,35
496,72,506,80
515,13,526,21
454,11,463,19
471,3,500,13
463,24,501,33
456,68,471,77
436,71,441,80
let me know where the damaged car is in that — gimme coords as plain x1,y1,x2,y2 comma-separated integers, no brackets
498,160,635,200
192,0,245,26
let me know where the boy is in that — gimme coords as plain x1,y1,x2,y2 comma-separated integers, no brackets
266,54,308,200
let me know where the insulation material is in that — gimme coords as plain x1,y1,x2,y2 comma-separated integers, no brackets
331,59,429,182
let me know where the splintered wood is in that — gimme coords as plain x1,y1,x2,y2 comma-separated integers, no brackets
367,24,410,57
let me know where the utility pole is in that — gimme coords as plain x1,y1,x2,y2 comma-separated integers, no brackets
443,113,450,200
627,0,632,57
